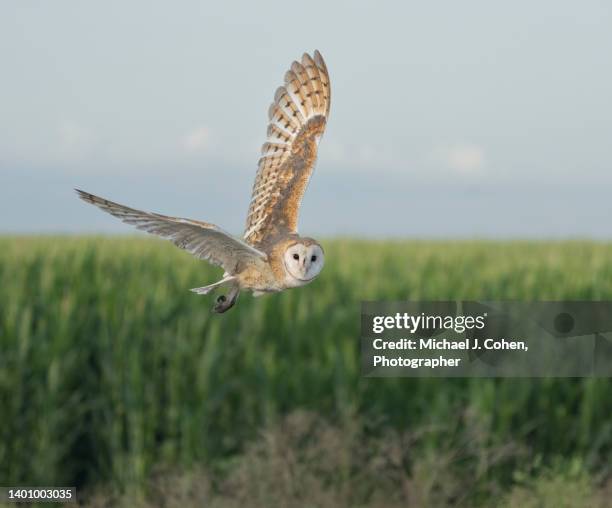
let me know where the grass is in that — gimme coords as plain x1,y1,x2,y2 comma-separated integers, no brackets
80,411,612,508
1,236,611,505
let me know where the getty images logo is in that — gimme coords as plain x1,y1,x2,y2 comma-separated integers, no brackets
371,312,487,335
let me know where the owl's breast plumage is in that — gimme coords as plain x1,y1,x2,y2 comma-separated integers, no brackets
234,238,290,291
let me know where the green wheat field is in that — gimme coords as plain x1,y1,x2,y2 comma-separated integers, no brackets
1,237,611,507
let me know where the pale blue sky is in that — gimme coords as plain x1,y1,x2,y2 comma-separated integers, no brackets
1,1,611,237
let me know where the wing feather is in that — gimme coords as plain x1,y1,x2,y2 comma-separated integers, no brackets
76,190,266,273
291,61,317,116
244,50,331,247
268,100,300,134
313,50,331,117
301,53,323,113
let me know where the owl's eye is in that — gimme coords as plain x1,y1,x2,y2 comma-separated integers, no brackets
311,255,317,262
293,253,299,260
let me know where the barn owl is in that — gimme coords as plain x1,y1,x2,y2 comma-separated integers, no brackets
76,50,331,313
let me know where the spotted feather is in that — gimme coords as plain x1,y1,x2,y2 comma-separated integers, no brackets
244,50,331,247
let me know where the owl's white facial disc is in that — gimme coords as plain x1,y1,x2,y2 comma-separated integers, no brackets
283,242,325,284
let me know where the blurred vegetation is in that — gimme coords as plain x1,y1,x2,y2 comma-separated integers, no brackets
0,237,611,505
80,411,612,508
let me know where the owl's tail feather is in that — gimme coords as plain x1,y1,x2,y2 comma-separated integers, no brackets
190,275,236,295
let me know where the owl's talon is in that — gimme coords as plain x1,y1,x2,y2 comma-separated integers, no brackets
213,287,239,313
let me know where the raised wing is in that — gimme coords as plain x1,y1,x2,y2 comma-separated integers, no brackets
244,50,331,247
76,190,266,273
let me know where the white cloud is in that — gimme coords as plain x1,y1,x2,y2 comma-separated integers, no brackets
319,139,400,170
182,126,211,152
430,142,486,175
323,139,349,165
57,120,94,159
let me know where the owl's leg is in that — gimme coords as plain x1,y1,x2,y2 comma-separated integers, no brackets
213,284,240,313
190,275,235,295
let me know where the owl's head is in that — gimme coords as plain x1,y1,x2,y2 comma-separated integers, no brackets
282,238,324,285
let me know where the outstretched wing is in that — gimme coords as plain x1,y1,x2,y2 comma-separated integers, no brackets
76,190,266,273
244,50,331,247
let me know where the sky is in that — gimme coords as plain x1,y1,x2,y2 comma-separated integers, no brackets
1,1,611,238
